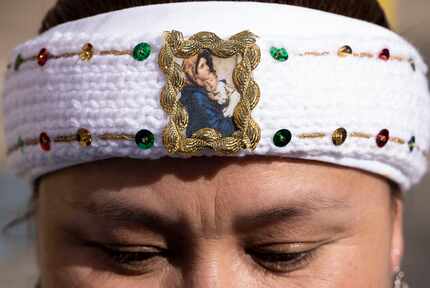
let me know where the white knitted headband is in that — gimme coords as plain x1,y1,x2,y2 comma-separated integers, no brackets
2,1,430,192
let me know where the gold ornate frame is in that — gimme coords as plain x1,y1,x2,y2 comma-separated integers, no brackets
158,30,261,155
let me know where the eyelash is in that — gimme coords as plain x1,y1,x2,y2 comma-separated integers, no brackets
99,245,168,274
104,248,161,264
100,245,316,275
248,249,317,274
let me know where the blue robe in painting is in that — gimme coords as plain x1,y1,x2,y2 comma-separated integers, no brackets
180,84,235,138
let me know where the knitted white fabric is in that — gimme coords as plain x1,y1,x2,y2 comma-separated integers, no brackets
2,1,430,192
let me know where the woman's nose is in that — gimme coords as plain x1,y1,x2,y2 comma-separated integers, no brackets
182,240,252,288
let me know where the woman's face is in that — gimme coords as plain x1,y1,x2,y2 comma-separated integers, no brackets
196,56,211,81
36,156,403,288
182,55,198,84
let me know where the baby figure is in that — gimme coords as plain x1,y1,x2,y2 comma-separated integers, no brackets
204,72,241,118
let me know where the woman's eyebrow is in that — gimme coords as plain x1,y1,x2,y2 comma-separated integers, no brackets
65,193,351,234
233,196,352,233
66,198,184,235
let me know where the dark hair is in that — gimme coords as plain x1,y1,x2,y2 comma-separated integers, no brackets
5,0,398,232
39,0,390,34
195,49,216,77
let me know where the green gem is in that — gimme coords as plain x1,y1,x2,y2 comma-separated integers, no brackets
273,129,292,147
133,42,151,61
409,59,416,72
270,47,289,62
14,54,24,71
135,129,155,150
17,136,25,153
408,136,416,152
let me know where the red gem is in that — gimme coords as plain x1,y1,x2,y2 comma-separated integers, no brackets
39,132,51,151
37,48,49,66
376,129,390,148
378,48,390,61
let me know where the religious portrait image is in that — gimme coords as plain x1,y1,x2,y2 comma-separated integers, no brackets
178,49,241,138
159,30,261,155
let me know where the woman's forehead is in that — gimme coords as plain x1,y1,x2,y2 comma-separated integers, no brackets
40,156,390,215
38,157,392,239
43,156,367,183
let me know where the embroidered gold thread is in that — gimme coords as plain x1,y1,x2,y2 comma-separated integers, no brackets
352,52,374,58
7,144,19,154
99,50,132,56
25,139,39,145
298,132,326,139
297,52,328,57
54,135,77,143
350,132,373,139
98,133,135,141
7,50,134,68
303,51,326,56
390,137,406,144
158,30,261,155
6,138,38,155
9,55,37,68
7,145,15,155
52,52,80,59
391,56,404,61
5,131,426,156
7,48,412,71
6,133,136,155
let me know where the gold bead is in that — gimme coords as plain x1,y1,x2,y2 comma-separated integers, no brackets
77,128,92,147
337,45,353,57
79,43,94,61
332,127,347,146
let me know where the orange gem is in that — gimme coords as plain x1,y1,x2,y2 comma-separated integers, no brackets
376,129,390,148
37,48,49,66
378,48,390,61
39,132,51,151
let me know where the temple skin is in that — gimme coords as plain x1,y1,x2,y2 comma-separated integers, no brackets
36,156,403,288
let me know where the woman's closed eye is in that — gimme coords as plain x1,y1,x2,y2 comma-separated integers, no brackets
96,243,169,275
92,241,320,276
248,249,317,274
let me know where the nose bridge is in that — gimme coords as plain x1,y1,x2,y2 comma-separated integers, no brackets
183,238,246,288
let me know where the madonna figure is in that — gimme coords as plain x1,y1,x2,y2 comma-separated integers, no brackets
180,49,237,138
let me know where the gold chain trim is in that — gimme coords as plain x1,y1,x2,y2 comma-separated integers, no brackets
6,46,412,70
54,135,77,142
6,131,425,156
98,133,135,141
298,132,326,139
350,132,372,139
